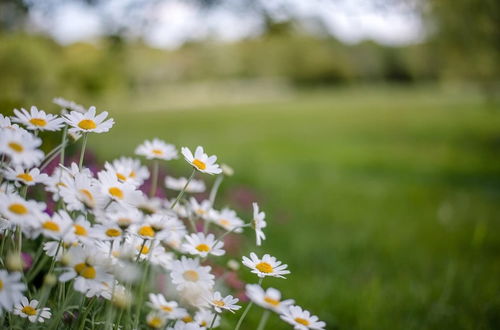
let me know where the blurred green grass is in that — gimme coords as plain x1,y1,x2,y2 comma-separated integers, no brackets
91,86,500,329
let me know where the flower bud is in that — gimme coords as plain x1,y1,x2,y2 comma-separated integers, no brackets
6,252,24,272
221,164,234,176
227,259,240,271
44,273,57,287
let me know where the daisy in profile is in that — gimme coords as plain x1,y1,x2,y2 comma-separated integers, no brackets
170,257,215,291
3,166,49,187
188,198,212,220
181,146,222,175
194,309,220,328
135,138,178,160
280,305,326,330
53,97,86,113
0,270,26,314
148,293,186,319
63,106,114,134
205,291,241,313
13,297,51,323
104,157,149,186
210,208,245,233
245,284,294,313
165,176,205,193
182,233,225,258
252,202,267,246
60,170,103,211
0,129,44,167
12,106,64,131
242,253,290,279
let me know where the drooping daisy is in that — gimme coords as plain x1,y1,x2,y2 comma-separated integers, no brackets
194,309,220,328
135,138,178,160
63,106,114,134
13,297,51,323
3,166,49,187
252,202,267,246
182,233,225,258
242,253,290,279
0,270,26,314
0,129,44,167
0,193,45,226
170,256,215,291
148,293,186,319
280,305,326,330
245,284,294,313
104,157,149,186
181,146,222,175
210,208,245,233
53,97,86,113
205,291,241,313
165,176,205,193
12,106,64,131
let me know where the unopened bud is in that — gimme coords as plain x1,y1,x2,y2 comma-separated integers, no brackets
60,253,71,266
221,164,234,176
227,259,240,271
6,252,24,272
44,273,57,287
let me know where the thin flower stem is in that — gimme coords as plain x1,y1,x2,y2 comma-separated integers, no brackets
170,169,196,209
79,133,88,169
149,160,159,198
235,278,263,330
209,174,223,206
60,125,68,166
256,310,271,330
39,146,64,171
214,224,251,247
208,312,218,329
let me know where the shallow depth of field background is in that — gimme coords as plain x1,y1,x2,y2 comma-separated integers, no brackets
1,1,499,329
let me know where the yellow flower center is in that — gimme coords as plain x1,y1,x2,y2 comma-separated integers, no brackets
116,173,127,181
0,280,3,290
78,119,96,130
195,244,210,252
106,228,121,237
201,321,207,326
137,244,150,254
74,224,87,236
147,316,163,328
21,306,37,316
57,182,67,187
108,187,124,199
212,300,225,307
182,316,193,323
264,296,280,306
256,262,273,273
74,263,96,279
161,306,173,312
42,221,60,232
138,225,155,237
294,317,310,326
8,203,28,215
16,173,33,182
79,189,94,202
152,149,163,156
192,159,206,170
29,118,47,127
183,270,199,282
219,219,230,226
8,142,24,153
129,171,136,178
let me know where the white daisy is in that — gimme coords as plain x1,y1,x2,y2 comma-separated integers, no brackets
93,222,126,241
104,157,149,186
252,202,267,246
170,256,215,291
53,97,86,113
280,305,326,330
97,170,142,205
181,146,222,175
242,253,290,279
63,106,114,134
37,211,73,240
12,106,64,131
210,208,245,233
13,297,51,323
135,138,178,160
206,291,241,313
0,193,45,226
2,166,49,186
44,167,73,201
146,312,167,329
245,284,294,313
182,232,225,258
194,309,220,328
0,129,44,167
165,176,205,193
167,321,205,330
0,270,26,314
189,198,213,220
148,293,186,319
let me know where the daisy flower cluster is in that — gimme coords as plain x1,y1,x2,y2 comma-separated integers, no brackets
0,99,326,329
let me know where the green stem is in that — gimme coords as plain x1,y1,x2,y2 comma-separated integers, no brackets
209,174,223,206
170,169,196,209
79,133,88,169
214,224,250,247
256,310,271,330
208,312,218,329
60,125,68,166
149,160,159,198
235,278,263,330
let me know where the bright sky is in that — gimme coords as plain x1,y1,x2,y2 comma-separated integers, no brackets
28,0,424,49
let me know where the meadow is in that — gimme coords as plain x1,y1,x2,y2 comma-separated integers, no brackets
88,86,500,329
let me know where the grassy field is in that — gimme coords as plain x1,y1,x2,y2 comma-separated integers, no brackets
90,86,500,329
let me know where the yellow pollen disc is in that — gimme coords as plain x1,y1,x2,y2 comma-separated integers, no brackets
152,149,163,156
148,317,163,328
29,118,47,127
256,262,273,273
129,171,136,178
195,209,206,215
195,244,210,252
219,219,230,226
183,270,199,282
8,203,28,215
112,251,120,257
8,142,24,153
116,173,127,181
0,280,3,290
74,224,87,236
21,306,37,316
138,225,155,237
16,173,33,182
182,316,193,323
212,300,225,307
294,317,310,326
161,306,173,312
74,263,96,279
264,296,280,306
106,228,121,237
57,182,67,187
43,221,60,232
79,189,94,201
201,321,207,326
192,159,206,170
137,244,150,254
108,187,124,199
78,119,96,130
